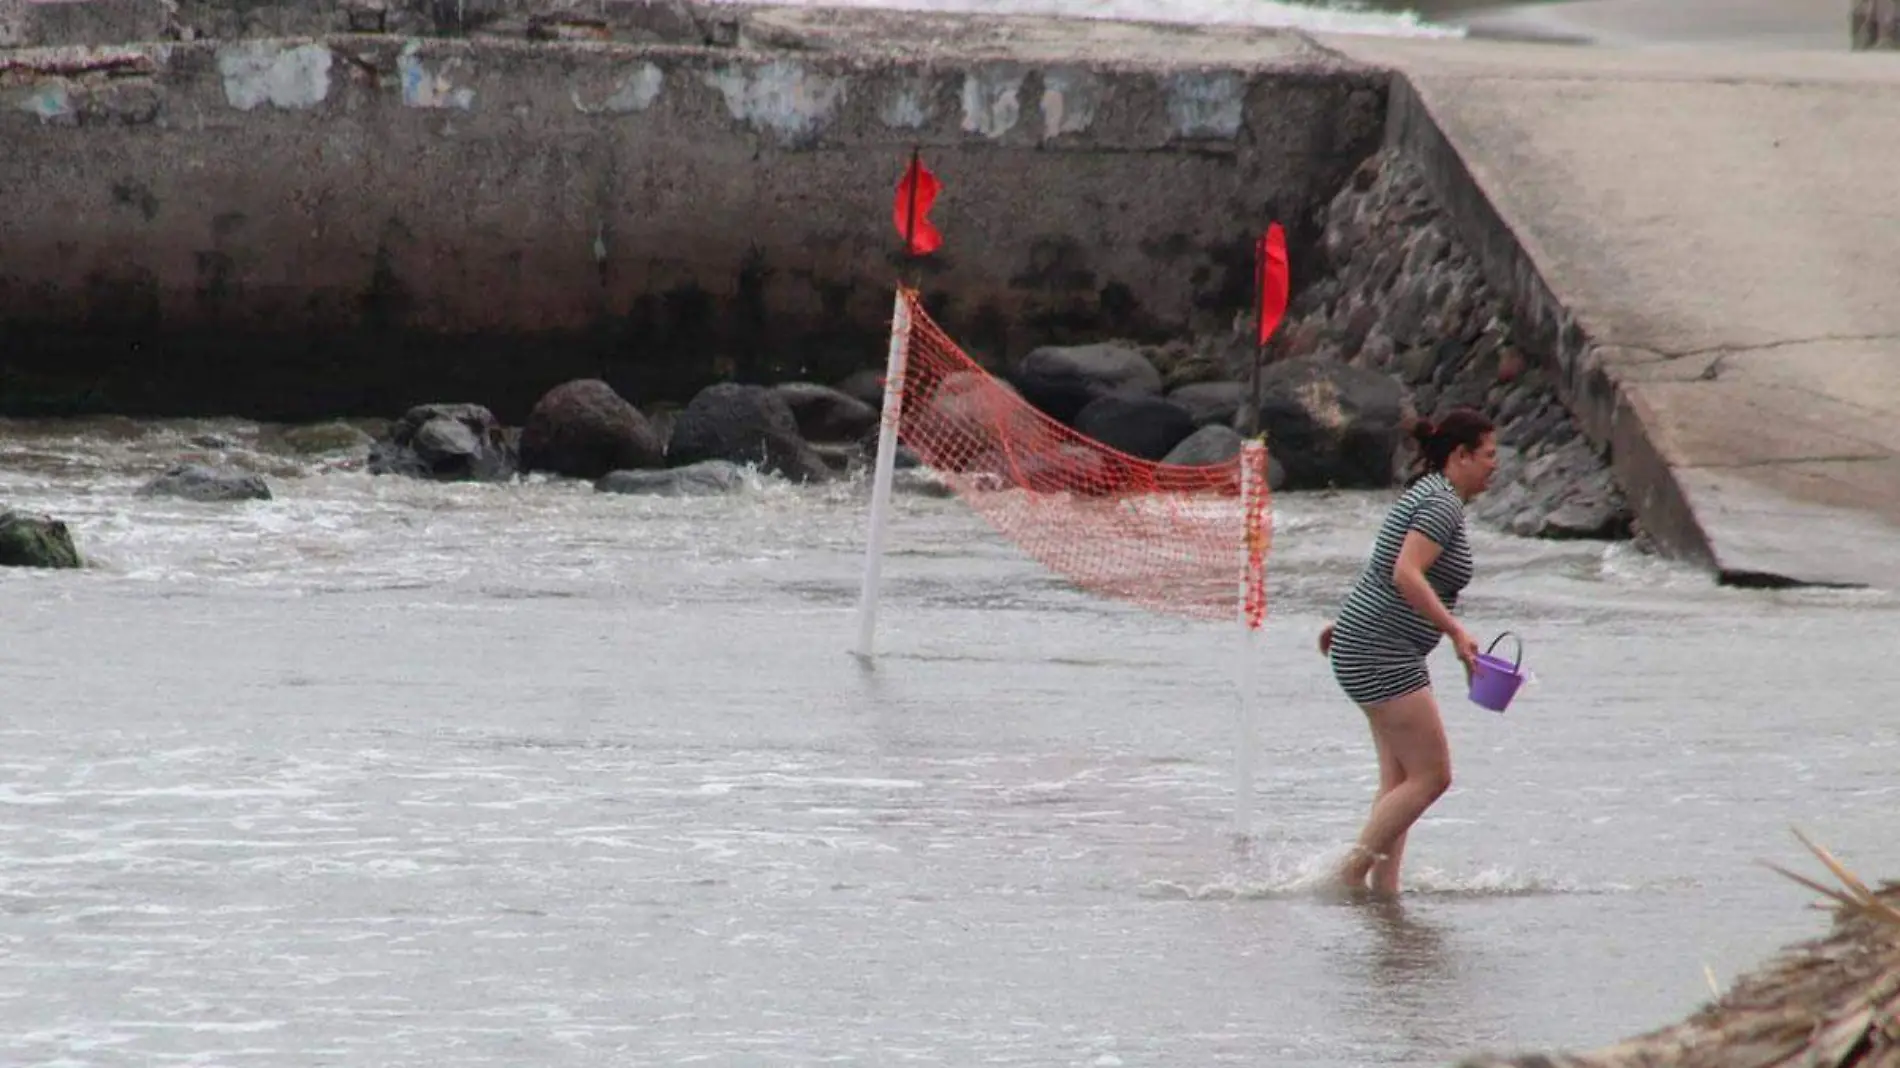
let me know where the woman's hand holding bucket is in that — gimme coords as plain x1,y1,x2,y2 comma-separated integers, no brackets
1468,632,1528,712
1449,625,1479,677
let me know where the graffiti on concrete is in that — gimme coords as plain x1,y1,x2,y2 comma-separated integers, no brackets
960,65,1023,139
704,60,846,145
16,81,75,124
572,61,665,115
217,42,332,111
398,41,474,110
878,75,934,130
1039,68,1101,141
1165,71,1245,139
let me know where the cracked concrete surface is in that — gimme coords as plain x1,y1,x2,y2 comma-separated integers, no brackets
1317,32,1900,588
1651,334,1900,361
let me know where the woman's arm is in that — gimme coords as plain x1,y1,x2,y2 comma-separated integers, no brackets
1392,531,1477,668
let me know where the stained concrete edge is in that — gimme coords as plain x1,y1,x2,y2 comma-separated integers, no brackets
1379,70,1716,573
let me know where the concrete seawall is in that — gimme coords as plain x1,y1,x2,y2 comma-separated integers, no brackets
0,6,1384,422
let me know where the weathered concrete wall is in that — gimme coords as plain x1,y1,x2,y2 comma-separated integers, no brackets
0,6,1386,422
1,0,734,50
1,0,170,49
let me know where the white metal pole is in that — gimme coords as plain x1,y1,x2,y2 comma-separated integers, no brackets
1233,440,1267,840
1236,619,1259,841
853,288,914,660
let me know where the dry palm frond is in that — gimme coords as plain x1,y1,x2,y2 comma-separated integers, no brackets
1760,827,1900,932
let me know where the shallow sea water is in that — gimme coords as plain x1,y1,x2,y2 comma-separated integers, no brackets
0,417,1894,1066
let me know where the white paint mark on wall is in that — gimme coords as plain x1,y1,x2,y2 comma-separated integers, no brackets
878,77,933,130
398,41,475,110
605,63,665,113
0,10,25,51
217,41,332,112
1039,68,1099,141
16,81,75,124
573,63,664,115
704,60,846,143
960,66,1022,139
1166,71,1245,139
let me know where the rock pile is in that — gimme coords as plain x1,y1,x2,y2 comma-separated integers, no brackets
364,378,878,496
354,153,1632,535
1275,147,1633,540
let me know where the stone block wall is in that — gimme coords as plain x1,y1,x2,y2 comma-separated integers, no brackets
0,6,1387,420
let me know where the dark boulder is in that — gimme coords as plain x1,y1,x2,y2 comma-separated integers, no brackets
1159,426,1288,491
367,403,517,482
773,382,879,444
1072,394,1197,462
666,383,832,483
596,460,749,497
1009,342,1164,424
914,372,1042,473
0,510,81,569
1247,356,1405,490
519,379,664,480
1013,442,1126,495
1165,424,1244,468
1167,381,1247,428
138,463,272,502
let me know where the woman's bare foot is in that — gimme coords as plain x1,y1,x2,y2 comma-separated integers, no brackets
1316,876,1372,904
1331,846,1380,895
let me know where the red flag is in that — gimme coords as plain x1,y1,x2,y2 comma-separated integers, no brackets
894,151,942,257
1255,222,1289,346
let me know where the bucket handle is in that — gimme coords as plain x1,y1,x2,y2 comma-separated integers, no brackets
1484,631,1523,670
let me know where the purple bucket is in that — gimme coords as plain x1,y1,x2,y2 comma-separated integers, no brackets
1468,632,1526,712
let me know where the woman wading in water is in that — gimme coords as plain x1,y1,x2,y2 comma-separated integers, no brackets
1317,408,1499,896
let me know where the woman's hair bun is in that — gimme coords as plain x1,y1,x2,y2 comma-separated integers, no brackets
1411,418,1439,444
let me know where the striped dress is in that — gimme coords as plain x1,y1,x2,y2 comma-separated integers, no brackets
1327,472,1474,707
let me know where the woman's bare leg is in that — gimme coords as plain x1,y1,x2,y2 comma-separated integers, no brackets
1337,688,1453,896
1368,722,1409,894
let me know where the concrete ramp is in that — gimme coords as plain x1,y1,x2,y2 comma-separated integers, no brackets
1316,34,1900,589
1450,0,1848,52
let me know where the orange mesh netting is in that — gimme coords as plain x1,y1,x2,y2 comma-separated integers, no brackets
888,288,1271,626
